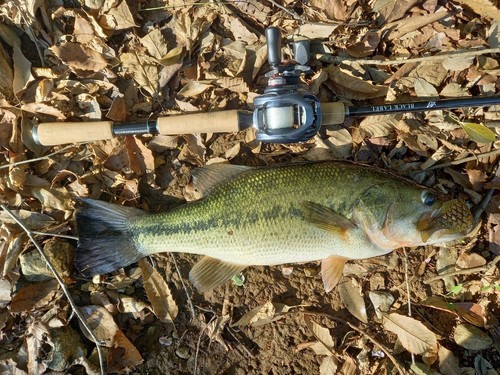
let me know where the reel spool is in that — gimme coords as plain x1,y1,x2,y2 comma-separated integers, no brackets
253,27,322,143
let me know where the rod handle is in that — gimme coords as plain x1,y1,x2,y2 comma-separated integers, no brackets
321,102,346,125
33,121,114,146
157,110,240,134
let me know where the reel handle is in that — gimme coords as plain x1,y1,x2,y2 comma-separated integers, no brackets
265,27,282,67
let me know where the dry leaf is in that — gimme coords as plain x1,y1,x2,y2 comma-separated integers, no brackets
338,277,368,323
231,301,292,327
326,65,388,100
138,258,178,323
453,0,500,20
382,313,438,356
414,77,439,98
141,28,169,60
454,324,492,350
26,320,52,375
298,23,339,39
11,279,61,313
438,345,461,375
320,355,338,375
50,42,108,73
99,0,138,30
304,316,335,354
120,51,159,97
178,81,212,98
12,46,33,95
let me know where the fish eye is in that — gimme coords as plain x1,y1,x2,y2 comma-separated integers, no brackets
421,191,435,206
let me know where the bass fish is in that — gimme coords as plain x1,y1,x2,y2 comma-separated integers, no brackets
75,161,473,292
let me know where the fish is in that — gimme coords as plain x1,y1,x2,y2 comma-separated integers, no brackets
75,161,474,292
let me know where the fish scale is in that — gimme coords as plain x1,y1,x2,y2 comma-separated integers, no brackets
75,161,474,292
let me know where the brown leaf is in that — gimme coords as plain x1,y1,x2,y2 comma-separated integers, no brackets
453,323,492,350
99,0,138,30
140,28,169,60
320,355,338,375
326,65,388,100
304,316,335,354
138,258,178,323
231,301,292,327
438,345,461,375
453,0,500,20
11,279,61,313
382,313,438,356
50,42,108,73
338,277,368,323
26,320,52,375
120,49,158,96
419,296,485,327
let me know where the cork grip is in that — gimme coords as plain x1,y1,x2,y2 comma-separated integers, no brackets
156,110,241,134
321,102,346,125
34,121,114,146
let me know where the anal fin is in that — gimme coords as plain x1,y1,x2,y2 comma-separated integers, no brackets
321,255,347,292
189,256,246,293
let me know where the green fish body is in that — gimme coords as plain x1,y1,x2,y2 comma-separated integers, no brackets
76,161,473,292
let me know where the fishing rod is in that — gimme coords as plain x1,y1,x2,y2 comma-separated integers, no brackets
33,27,500,146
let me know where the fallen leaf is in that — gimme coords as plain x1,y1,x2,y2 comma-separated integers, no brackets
304,316,335,354
438,345,461,375
12,45,33,95
178,81,212,98
140,28,169,60
382,313,438,356
50,42,108,73
460,122,496,143
231,301,293,327
120,51,159,97
414,77,439,98
138,258,178,323
338,277,368,323
26,320,52,375
99,0,138,30
326,65,388,100
298,23,339,39
320,355,338,375
454,324,492,350
453,0,500,20
369,291,394,319
11,279,61,313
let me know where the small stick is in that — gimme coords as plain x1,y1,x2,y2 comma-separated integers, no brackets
265,0,303,21
403,249,415,366
297,311,410,375
0,145,76,170
32,231,78,240
316,47,500,66
0,205,106,375
423,149,500,171
169,253,197,323
423,255,500,284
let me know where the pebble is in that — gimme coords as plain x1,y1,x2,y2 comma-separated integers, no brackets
304,267,318,277
176,346,190,359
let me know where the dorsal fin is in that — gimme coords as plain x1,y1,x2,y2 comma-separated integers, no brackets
191,164,253,196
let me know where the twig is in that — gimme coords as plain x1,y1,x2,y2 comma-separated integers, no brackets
32,231,78,240
316,47,500,66
265,0,303,22
473,188,495,225
423,255,500,284
403,249,415,366
297,311,410,375
193,315,215,375
423,149,500,171
169,253,197,323
0,145,76,170
0,204,106,375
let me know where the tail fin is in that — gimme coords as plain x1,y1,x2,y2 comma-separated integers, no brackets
75,198,146,277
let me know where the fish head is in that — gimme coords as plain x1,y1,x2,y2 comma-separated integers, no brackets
357,183,474,249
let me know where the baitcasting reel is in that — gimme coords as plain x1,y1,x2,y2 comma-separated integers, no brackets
253,27,321,143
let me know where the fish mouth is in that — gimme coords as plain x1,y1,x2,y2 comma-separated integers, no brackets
416,199,473,243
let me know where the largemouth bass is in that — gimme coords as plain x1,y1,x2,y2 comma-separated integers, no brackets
75,161,473,292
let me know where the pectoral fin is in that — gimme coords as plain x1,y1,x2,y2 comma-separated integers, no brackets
189,256,246,293
321,255,347,292
301,201,356,236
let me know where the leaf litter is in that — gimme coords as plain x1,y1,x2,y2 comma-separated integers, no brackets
0,0,499,374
